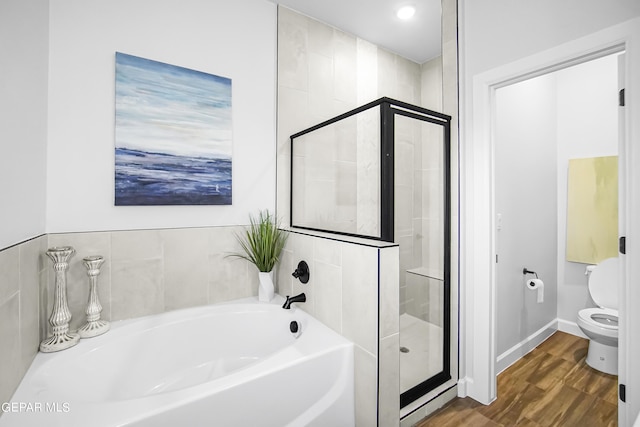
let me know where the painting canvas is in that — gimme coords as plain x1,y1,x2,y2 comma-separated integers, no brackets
115,52,232,205
566,156,618,263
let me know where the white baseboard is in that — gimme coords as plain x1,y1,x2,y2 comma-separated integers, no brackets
456,377,469,397
557,318,588,339
462,318,589,413
496,319,557,374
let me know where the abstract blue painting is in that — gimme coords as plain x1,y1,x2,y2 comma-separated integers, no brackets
115,52,232,205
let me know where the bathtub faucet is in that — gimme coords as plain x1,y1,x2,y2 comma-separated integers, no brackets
282,293,306,309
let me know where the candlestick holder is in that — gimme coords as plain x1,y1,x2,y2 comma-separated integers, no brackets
40,246,80,352
78,255,110,338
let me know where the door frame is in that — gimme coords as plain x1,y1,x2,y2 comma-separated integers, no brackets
460,17,640,426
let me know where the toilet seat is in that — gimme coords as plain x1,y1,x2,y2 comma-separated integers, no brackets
578,307,618,330
577,307,618,344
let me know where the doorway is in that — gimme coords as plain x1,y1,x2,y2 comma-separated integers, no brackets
494,52,622,374
462,17,640,425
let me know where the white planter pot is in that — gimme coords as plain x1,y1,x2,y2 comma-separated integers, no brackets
258,270,275,302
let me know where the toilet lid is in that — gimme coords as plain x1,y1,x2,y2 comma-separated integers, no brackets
589,257,619,310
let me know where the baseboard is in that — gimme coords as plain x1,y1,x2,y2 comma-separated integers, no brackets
456,377,468,397
461,318,588,414
496,319,557,374
557,318,588,339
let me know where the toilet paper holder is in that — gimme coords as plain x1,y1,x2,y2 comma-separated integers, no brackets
523,268,539,278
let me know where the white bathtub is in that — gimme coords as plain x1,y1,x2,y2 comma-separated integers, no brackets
0,297,354,427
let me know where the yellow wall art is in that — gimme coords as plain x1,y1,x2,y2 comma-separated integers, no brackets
566,155,618,264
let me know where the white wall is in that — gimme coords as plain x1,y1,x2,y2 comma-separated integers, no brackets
556,54,619,325
462,0,640,78
0,0,49,249
46,0,277,233
495,74,558,361
1,0,278,404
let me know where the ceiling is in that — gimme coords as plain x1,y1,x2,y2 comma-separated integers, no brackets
270,0,442,64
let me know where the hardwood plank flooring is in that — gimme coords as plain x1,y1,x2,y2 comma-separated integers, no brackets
416,332,618,427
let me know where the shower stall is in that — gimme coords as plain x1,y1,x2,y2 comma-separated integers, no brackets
289,97,451,409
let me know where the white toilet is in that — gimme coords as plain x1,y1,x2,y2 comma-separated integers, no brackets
577,257,618,375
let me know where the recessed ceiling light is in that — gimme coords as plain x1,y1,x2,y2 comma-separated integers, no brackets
396,5,416,20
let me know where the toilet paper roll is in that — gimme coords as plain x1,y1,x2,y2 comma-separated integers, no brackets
526,278,544,303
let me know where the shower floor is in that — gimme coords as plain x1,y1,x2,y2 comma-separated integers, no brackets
400,313,443,394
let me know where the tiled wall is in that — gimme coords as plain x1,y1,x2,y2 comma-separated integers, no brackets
0,226,258,408
277,230,399,426
398,108,446,319
378,246,401,426
46,227,258,330
291,107,381,237
405,272,444,326
277,5,426,229
277,3,448,332
276,6,455,425
396,111,446,316
0,236,47,407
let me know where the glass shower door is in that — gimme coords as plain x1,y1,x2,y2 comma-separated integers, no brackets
395,112,450,408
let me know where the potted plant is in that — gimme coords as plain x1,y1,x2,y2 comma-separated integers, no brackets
229,210,288,302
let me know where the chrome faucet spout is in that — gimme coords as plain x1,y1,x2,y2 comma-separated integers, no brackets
282,293,306,309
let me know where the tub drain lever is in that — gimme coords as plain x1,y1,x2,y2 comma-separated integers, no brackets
289,320,301,338
290,321,299,333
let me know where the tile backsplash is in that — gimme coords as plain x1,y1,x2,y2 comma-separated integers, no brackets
46,226,258,329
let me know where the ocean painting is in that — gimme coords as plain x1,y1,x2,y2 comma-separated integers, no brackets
115,52,232,205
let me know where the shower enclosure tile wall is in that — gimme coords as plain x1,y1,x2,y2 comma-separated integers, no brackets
276,6,424,228
396,115,445,326
277,4,459,424
277,230,399,427
289,97,450,418
290,108,381,237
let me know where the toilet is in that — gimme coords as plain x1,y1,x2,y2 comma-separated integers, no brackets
577,257,618,375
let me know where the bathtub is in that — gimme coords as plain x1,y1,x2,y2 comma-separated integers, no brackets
0,297,354,427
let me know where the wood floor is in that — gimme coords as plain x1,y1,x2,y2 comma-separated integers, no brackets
416,332,618,427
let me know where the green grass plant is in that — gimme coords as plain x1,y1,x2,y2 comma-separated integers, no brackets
230,210,287,272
